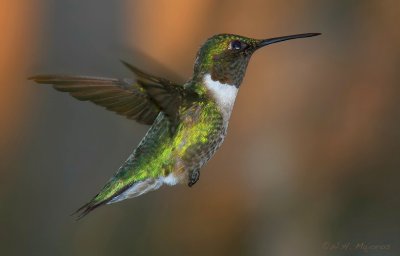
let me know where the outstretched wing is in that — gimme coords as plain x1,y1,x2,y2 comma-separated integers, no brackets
120,61,184,131
29,61,185,126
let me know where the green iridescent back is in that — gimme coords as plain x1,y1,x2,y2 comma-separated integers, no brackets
92,96,224,203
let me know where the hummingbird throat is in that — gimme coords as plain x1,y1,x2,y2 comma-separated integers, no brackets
204,73,238,119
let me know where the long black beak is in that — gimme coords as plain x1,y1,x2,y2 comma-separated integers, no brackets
257,33,321,49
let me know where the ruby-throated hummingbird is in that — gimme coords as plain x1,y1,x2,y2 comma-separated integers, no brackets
30,32,320,218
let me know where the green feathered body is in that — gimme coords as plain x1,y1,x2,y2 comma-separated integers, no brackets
79,98,225,215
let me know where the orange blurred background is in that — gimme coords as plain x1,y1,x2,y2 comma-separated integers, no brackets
1,1,399,255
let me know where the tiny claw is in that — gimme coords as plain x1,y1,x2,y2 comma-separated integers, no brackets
188,169,200,187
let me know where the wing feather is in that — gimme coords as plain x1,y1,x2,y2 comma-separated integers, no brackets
30,61,187,126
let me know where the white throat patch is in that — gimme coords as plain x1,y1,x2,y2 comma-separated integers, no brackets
204,74,238,119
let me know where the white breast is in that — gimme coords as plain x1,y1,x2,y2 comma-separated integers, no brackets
204,74,238,119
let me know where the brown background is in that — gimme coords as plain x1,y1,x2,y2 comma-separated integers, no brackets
1,0,399,255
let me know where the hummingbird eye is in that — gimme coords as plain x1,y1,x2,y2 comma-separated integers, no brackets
229,40,243,50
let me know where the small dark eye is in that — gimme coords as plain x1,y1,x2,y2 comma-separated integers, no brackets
230,40,242,50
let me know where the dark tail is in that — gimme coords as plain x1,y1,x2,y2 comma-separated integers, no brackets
72,199,108,220
71,183,133,220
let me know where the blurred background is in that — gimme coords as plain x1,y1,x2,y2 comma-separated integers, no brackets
1,0,399,255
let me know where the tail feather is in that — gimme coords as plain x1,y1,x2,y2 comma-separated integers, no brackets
72,184,131,220
72,196,111,220
72,176,174,220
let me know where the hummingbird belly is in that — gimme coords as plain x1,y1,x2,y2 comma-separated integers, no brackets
100,101,225,204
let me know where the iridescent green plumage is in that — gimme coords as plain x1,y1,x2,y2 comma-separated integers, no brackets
30,32,320,218
88,100,223,206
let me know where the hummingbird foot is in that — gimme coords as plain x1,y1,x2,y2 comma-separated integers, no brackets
188,168,200,187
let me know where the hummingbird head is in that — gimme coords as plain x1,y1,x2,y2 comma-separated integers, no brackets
193,33,320,87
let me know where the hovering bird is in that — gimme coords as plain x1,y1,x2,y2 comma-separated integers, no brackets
30,32,320,218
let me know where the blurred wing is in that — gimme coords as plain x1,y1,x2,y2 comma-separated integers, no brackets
121,61,184,131
30,61,185,126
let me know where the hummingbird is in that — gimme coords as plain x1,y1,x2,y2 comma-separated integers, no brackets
30,32,320,218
